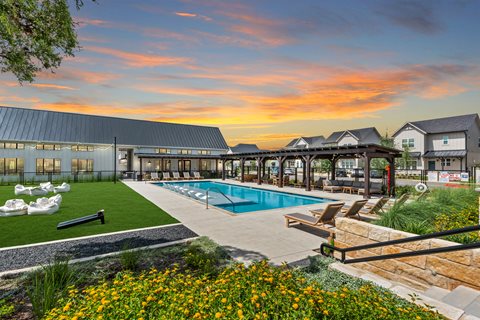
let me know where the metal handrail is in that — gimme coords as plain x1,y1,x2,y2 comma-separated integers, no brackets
206,187,236,212
320,224,480,264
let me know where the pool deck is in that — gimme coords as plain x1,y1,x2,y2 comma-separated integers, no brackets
124,179,372,265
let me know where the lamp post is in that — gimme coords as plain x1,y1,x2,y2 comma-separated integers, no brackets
113,137,117,184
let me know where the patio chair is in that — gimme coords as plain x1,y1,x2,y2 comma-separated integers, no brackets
340,199,368,220
172,172,182,180
284,202,344,238
162,172,172,180
193,172,204,179
151,172,160,180
322,180,342,192
354,197,390,220
183,172,194,180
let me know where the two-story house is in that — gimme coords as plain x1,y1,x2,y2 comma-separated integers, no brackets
323,127,382,169
283,136,325,167
392,114,480,171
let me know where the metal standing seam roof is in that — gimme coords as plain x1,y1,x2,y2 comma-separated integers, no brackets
423,150,467,158
284,135,325,149
0,106,229,150
325,127,379,143
229,144,265,153
410,114,479,134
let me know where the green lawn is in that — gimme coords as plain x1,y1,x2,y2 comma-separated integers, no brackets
0,182,178,248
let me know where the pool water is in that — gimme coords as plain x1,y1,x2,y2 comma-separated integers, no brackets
156,181,331,213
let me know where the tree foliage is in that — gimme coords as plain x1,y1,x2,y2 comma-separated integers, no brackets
0,0,93,82
371,132,394,170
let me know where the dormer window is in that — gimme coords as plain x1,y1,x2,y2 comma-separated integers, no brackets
442,136,449,145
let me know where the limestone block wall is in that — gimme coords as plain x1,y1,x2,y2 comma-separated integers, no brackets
334,218,480,290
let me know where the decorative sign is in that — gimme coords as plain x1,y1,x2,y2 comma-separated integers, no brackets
448,173,461,182
460,172,469,182
438,171,450,183
427,171,438,182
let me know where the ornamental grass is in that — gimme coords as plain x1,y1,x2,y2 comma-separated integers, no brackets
46,261,441,320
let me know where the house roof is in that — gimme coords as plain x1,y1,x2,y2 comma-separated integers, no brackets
325,127,379,143
394,114,479,136
229,143,263,153
423,150,467,158
0,106,229,149
284,135,326,149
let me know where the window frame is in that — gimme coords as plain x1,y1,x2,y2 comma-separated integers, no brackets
36,158,62,175
72,145,94,152
442,136,449,145
71,159,94,173
156,148,171,154
401,138,414,148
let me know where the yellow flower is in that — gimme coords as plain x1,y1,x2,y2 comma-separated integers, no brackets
238,310,244,316
221,298,227,303
215,312,222,318
293,303,299,310
323,310,329,315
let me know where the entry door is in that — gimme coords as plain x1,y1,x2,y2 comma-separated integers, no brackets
428,161,436,171
178,160,191,171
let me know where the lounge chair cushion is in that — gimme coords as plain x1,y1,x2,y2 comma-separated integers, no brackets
324,180,332,186
343,180,353,187
331,180,339,186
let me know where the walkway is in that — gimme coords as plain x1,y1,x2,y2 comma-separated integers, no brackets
124,179,365,265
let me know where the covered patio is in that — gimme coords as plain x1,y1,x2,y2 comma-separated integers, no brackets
220,144,401,198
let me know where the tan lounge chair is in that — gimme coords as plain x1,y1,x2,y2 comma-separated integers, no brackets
193,172,204,179
384,193,410,210
322,180,342,192
172,172,182,180
285,202,345,238
162,172,172,180
340,199,369,220
150,172,160,181
183,172,194,180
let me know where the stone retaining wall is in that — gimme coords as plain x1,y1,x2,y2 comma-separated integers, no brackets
334,218,480,290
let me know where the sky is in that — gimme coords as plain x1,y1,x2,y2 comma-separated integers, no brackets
1,0,480,149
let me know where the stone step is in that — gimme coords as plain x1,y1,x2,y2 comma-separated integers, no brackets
443,286,480,310
460,314,480,320
329,262,364,278
424,286,451,301
464,296,480,318
391,285,465,320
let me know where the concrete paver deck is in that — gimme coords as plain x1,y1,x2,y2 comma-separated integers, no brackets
124,179,367,265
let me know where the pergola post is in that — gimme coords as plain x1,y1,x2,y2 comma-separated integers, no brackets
278,156,286,188
240,158,245,183
388,157,396,197
139,157,143,181
301,158,306,183
304,155,311,191
330,155,338,180
256,157,263,185
363,153,371,199
221,160,226,180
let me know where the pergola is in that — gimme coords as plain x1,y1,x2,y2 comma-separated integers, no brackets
220,144,402,198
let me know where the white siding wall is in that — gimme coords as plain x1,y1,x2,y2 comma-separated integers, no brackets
337,135,358,146
393,126,425,153
427,132,465,151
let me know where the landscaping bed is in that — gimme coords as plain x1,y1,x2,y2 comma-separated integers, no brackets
0,182,178,248
0,238,442,319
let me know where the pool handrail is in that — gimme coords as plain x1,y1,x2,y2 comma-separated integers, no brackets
206,187,236,212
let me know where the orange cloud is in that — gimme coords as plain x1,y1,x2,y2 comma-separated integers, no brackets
175,12,197,17
88,46,192,68
30,83,77,90
38,68,121,84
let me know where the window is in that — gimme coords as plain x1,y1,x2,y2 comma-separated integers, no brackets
440,158,451,167
200,160,210,170
401,138,414,148
179,149,192,155
36,158,61,174
36,144,61,150
342,159,355,169
0,158,24,175
72,145,94,152
198,150,211,155
442,136,449,145
398,159,417,170
71,159,94,173
155,148,171,154
0,142,24,149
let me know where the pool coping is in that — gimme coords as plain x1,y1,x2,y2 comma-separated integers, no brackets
151,180,343,215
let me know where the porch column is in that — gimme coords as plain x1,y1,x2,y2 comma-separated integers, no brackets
301,158,306,183
256,157,262,185
215,159,219,174
363,153,371,199
240,158,245,183
222,160,226,180
388,157,396,197
139,157,143,180
304,155,311,191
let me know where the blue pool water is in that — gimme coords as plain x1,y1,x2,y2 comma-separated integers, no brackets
156,181,331,213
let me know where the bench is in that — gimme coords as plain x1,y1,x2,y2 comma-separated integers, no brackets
57,210,105,230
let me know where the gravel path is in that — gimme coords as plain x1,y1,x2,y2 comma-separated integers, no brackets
0,224,197,273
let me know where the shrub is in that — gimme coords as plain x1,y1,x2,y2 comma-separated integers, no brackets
0,299,15,317
395,185,416,197
184,237,229,275
26,259,77,319
120,244,141,271
45,261,441,320
434,203,479,243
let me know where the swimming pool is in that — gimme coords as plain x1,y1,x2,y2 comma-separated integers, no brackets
156,181,331,213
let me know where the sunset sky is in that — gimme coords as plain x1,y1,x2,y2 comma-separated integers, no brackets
1,0,479,149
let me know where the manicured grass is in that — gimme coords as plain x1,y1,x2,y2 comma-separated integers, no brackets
0,182,178,248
